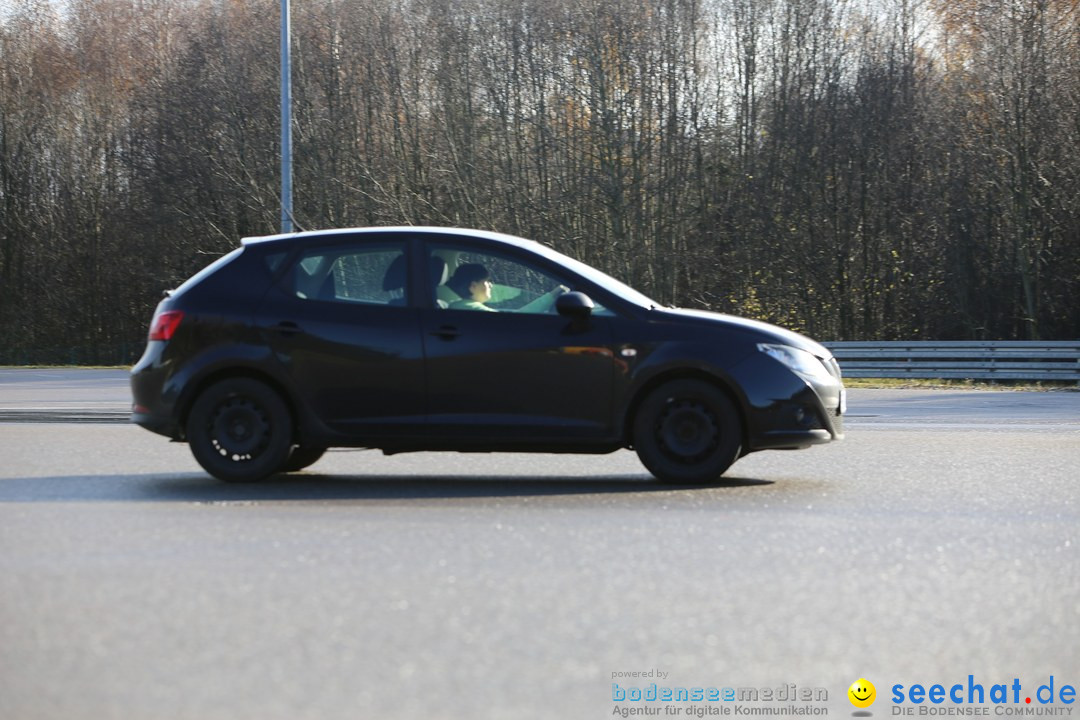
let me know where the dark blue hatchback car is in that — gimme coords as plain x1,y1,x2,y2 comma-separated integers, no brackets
132,227,844,483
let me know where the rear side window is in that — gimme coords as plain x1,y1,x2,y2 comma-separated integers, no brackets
290,244,408,306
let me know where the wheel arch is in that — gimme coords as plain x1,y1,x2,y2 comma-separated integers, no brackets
178,366,302,444
622,369,749,453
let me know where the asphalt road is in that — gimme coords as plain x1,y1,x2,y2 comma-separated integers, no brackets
1,370,1078,720
0,368,131,422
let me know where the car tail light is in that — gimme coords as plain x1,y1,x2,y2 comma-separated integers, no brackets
148,311,184,341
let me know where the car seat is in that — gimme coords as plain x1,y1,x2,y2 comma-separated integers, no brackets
381,254,408,305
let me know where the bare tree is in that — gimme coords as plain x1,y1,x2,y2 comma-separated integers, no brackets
1,0,1078,363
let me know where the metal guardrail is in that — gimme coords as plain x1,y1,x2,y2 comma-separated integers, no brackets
823,341,1080,384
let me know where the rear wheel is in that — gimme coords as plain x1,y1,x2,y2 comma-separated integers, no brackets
186,378,293,482
633,379,742,484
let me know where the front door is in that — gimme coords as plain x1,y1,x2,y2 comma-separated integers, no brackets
421,239,617,440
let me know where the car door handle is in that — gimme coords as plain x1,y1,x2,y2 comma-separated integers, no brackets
271,321,303,336
430,325,461,340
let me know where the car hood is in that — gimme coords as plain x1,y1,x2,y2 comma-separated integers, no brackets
654,308,834,358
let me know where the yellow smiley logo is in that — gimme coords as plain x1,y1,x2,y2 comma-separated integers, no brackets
848,678,876,708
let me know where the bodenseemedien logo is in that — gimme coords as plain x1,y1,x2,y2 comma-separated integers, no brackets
609,677,829,717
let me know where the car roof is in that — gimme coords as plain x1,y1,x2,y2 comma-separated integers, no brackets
240,226,544,252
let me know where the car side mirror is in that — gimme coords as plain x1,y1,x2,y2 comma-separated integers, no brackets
556,291,594,320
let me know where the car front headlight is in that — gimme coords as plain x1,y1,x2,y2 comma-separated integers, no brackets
757,343,835,383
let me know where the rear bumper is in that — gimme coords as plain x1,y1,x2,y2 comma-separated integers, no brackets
131,342,182,439
131,409,179,439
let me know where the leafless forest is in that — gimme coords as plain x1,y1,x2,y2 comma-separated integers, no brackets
1,0,1077,363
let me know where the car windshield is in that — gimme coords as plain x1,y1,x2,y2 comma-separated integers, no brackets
528,243,661,310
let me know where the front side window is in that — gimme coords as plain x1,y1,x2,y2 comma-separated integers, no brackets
291,244,408,306
429,245,577,315
428,243,615,316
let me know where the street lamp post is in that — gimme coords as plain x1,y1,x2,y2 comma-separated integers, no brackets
280,0,293,233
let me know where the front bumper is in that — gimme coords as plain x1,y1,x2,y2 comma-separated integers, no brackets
733,354,846,451
749,383,844,450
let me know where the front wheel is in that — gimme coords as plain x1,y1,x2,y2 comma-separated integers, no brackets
186,378,293,482
632,379,743,484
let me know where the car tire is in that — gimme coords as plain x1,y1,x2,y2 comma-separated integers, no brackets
633,379,743,484
186,378,293,483
284,446,327,472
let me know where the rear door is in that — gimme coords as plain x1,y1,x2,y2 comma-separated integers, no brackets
257,236,426,435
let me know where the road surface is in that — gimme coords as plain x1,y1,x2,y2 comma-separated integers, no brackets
0,370,1077,720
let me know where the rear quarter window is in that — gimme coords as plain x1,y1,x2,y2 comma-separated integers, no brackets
291,245,408,306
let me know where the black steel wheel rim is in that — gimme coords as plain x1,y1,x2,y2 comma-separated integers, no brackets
657,399,719,463
209,396,271,462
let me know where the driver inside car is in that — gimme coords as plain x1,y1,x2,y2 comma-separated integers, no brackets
446,263,568,313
